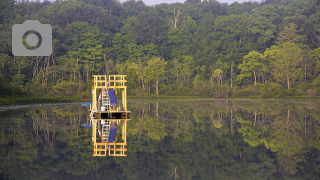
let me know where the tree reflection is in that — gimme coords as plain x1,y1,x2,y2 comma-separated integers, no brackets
0,100,319,179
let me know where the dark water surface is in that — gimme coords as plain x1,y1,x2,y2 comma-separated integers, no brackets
0,100,319,180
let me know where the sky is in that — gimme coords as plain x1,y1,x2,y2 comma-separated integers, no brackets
119,0,256,6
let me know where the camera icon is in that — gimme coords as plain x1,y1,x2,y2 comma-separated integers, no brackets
12,20,52,56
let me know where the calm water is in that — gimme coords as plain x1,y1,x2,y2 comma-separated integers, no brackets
0,100,319,180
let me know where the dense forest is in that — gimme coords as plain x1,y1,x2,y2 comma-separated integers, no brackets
1,0,320,99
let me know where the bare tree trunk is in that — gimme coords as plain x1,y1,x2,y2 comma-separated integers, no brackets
304,116,307,137
231,62,233,89
168,74,170,90
166,6,182,28
141,78,145,90
156,78,159,95
156,102,158,118
177,70,179,83
254,71,257,86
137,58,144,91
86,63,89,82
52,51,56,83
254,111,257,127
230,109,233,135
304,60,307,82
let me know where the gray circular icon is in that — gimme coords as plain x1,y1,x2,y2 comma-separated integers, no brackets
22,30,42,50
26,33,39,46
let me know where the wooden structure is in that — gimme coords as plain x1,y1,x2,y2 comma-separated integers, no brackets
90,75,130,157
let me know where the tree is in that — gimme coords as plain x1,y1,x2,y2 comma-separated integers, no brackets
307,10,320,47
78,31,103,81
211,59,228,84
179,16,197,56
0,53,10,76
284,0,307,17
249,14,276,48
180,55,194,83
173,58,180,83
212,69,223,85
144,57,167,95
167,27,183,59
258,4,280,21
272,42,303,89
134,11,164,45
212,14,254,63
0,0,14,24
112,33,128,63
166,6,183,28
237,51,263,86
276,23,307,48
126,62,140,94
227,2,259,15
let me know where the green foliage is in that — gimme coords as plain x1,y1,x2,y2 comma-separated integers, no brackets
276,23,307,48
144,57,168,95
237,51,263,85
284,0,307,16
249,14,276,47
1,0,320,100
272,42,303,89
0,0,14,24
212,68,223,85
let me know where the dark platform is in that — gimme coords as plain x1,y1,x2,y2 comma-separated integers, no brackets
93,111,130,120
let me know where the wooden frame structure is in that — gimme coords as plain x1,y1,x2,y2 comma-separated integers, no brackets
90,75,130,157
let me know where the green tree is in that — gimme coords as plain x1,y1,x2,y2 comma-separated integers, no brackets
249,14,276,48
276,23,307,48
0,0,14,24
144,57,167,95
167,27,183,59
134,11,164,45
78,31,103,81
180,55,195,83
179,16,197,55
212,69,223,85
284,0,307,17
272,42,303,89
112,33,128,63
126,62,140,94
237,51,263,86
212,14,255,63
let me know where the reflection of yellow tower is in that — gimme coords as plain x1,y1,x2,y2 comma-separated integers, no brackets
90,75,130,157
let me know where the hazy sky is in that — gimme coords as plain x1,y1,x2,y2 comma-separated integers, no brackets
119,0,257,6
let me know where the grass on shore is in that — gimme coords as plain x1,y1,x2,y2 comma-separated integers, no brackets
0,96,85,106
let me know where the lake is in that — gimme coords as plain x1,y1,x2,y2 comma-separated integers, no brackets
0,100,319,180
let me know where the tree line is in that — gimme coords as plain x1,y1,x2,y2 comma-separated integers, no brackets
1,0,320,98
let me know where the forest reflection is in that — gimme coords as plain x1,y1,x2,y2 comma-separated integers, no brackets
0,100,319,180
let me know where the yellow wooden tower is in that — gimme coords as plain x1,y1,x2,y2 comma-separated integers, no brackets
89,75,130,156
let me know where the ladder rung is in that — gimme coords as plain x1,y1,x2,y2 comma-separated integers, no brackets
108,148,127,151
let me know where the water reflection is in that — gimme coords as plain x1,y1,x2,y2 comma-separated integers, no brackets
0,100,319,179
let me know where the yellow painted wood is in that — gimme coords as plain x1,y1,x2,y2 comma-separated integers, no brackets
90,75,129,157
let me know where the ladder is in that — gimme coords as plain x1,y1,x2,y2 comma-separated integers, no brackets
101,88,110,111
101,122,110,141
